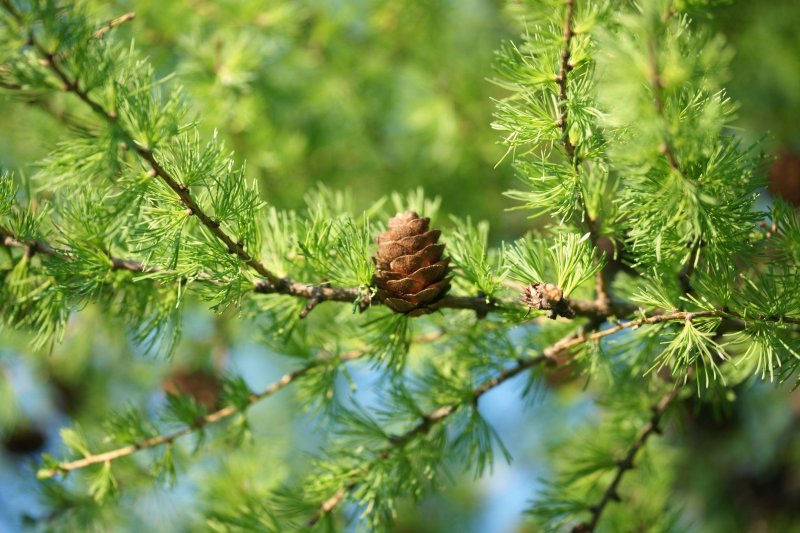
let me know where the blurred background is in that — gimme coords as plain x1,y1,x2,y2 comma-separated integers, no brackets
1,0,799,531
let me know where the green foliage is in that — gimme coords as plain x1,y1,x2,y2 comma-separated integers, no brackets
504,232,599,295
446,216,501,298
0,1,799,532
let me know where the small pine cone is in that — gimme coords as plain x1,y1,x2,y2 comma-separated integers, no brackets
521,282,575,320
372,211,451,316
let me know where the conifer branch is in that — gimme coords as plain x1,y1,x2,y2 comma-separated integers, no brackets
554,0,612,311
38,351,361,477
1,5,626,322
0,227,57,258
3,11,285,288
93,12,135,40
556,0,577,163
648,35,682,181
0,226,159,274
5,224,796,328
2,11,618,321
0,225,624,318
304,331,573,526
304,323,643,525
571,388,679,533
38,333,446,477
646,16,699,294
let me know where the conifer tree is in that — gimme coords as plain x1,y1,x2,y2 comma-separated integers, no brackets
0,0,798,531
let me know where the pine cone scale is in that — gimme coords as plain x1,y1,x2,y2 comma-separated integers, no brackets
377,217,429,240
376,230,442,263
372,211,451,315
383,278,426,294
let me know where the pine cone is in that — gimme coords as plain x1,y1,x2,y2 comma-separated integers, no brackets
521,282,575,320
373,211,451,316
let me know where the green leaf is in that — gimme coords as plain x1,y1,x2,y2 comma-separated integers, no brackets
60,427,91,458
88,461,119,504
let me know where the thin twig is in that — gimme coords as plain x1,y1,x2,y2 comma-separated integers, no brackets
7,13,284,287
1,230,57,257
554,0,612,311
571,388,679,532
38,351,354,477
303,328,573,526
4,226,798,328
648,24,705,299
39,332,445,477
0,226,623,318
304,321,647,525
556,0,578,163
94,12,135,40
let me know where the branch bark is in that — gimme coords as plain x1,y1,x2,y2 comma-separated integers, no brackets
571,388,679,532
554,0,613,311
0,226,626,318
303,328,574,526
38,333,445,477
7,11,284,288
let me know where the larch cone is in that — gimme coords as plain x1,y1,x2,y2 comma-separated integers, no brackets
372,211,451,316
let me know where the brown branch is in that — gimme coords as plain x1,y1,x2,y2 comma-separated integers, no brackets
2,5,622,322
1,230,57,258
303,329,570,526
38,350,360,477
556,0,577,163
554,0,613,312
1,224,617,318
1,226,159,275
39,332,446,477
5,226,798,327
10,19,284,288
304,305,800,525
94,12,135,40
571,389,679,532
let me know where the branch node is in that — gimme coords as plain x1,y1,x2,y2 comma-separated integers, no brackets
521,282,575,320
617,457,634,470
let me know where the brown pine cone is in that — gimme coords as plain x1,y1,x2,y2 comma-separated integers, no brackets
373,211,451,316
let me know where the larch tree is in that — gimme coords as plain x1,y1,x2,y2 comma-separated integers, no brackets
1,0,799,531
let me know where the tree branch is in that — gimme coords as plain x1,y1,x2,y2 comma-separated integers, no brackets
37,350,356,477
571,388,679,532
5,225,798,329
6,12,284,287
554,0,613,312
93,12,135,40
0,225,623,318
1,229,57,258
556,0,578,162
303,317,706,526
1,6,630,322
38,332,445,477
303,328,570,526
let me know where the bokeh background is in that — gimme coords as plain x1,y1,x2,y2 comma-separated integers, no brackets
1,0,799,531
